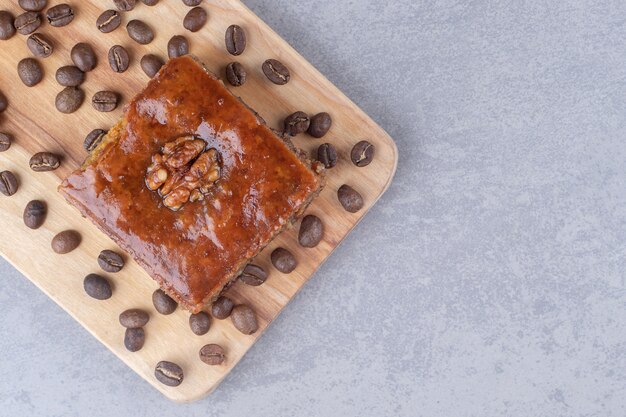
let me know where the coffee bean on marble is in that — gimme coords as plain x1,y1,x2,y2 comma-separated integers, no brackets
298,215,324,248
55,87,84,113
225,62,246,87
154,361,183,387
27,33,53,57
183,7,206,32
271,247,297,273
119,309,149,328
84,129,107,152
17,58,43,86
140,54,163,78
14,11,41,35
23,200,46,229
52,230,81,254
98,249,124,273
230,304,258,335
225,24,246,56
127,19,154,44
113,0,136,11
167,35,189,58
211,296,234,320
152,289,177,315
71,42,97,72
182,0,201,5
29,152,60,171
262,59,290,85
92,91,119,112
96,9,121,33
124,327,145,352
55,65,84,87
0,91,6,112
108,45,129,73
308,112,332,138
338,184,364,213
189,311,211,335
351,140,375,167
0,11,16,40
46,4,74,27
284,111,310,137
239,264,268,286
317,143,337,168
0,171,18,197
0,132,12,152
19,0,47,12
199,344,225,366
141,0,159,5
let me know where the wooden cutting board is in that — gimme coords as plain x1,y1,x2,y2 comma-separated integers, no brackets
0,0,397,402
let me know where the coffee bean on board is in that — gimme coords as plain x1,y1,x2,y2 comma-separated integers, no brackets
127,19,154,44
51,230,81,254
230,304,258,335
56,65,84,87
17,58,43,86
155,361,183,387
262,59,290,85
351,140,375,167
83,273,113,300
199,344,225,365
124,327,145,352
119,309,149,328
152,289,177,315
29,152,60,171
225,24,246,56
308,112,332,138
56,87,84,113
27,32,53,57
183,7,207,32
97,10,121,33
98,249,124,272
211,296,234,320
14,12,41,35
271,247,297,273
0,171,18,196
23,200,46,229
84,129,107,152
46,4,74,27
338,184,364,213
189,311,211,335
239,264,268,286
71,42,97,72
298,215,324,248
225,62,246,87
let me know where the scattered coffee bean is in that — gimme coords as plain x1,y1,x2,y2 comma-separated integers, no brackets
189,311,211,335
140,54,163,78
351,140,375,167
225,62,246,87
338,184,364,213
298,215,324,248
17,58,43,87
284,111,310,136
0,91,6,112
98,249,124,273
239,264,268,286
0,132,12,152
271,247,297,273
127,19,154,44
167,35,189,58
71,42,97,72
84,129,107,152
262,59,290,85
46,4,74,27
225,24,246,56
92,91,119,112
230,304,258,335
29,151,60,171
0,11,16,40
152,289,177,315
55,65,84,87
124,327,145,352
199,344,225,365
52,230,81,254
96,9,121,33
107,45,129,73
141,0,159,5
211,296,234,320
308,112,332,138
27,33,53,57
23,200,46,229
154,361,183,387
0,171,18,196
55,87,84,113
113,0,136,11
317,143,337,168
83,273,112,300
182,0,201,5
183,7,206,32
14,11,41,35
119,309,149,328
19,0,47,12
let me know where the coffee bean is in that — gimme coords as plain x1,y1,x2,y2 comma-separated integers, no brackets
46,4,74,27
0,11,16,40
23,200,46,229
308,112,332,138
338,184,364,213
199,344,225,365
262,59,290,85
96,10,121,33
298,215,324,248
155,361,183,387
19,0,47,12
14,12,41,35
271,247,297,273
230,304,258,335
84,129,107,152
152,289,177,315
239,264,268,286
52,230,81,254
29,152,60,171
84,274,112,300
0,171,18,196
124,327,145,352
351,140,375,167
211,296,234,320
92,91,119,112
141,0,159,5
317,143,337,168
113,0,136,11
225,62,246,87
127,19,154,45
0,91,6,112
183,7,206,32
140,54,163,78
189,311,211,335
98,249,124,272
182,0,201,5
107,45,129,73
225,25,246,56
0,132,12,152
55,87,84,113
71,43,97,72
167,35,189,58
17,58,43,87
284,111,310,137
119,309,149,328
27,33,53,58
55,65,84,87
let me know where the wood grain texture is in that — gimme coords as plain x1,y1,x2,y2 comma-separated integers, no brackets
0,0,397,402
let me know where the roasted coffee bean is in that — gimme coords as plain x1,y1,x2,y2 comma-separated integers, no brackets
155,361,183,387
0,132,12,152
308,112,332,138
262,59,290,85
14,12,41,35
0,11,16,40
107,45,129,73
29,152,60,171
152,289,177,315
225,62,246,87
23,200,46,229
183,7,206,32
199,344,225,365
338,184,364,213
225,25,246,56
230,304,258,335
271,247,297,273
0,91,6,112
27,33,53,57
119,309,149,328
83,273,112,300
98,249,124,272
140,54,163,78
182,0,202,5
0,171,18,196
19,0,47,12
239,264,268,286
52,230,81,254
211,296,234,320
141,0,159,5
284,111,310,136
124,327,145,352
92,91,119,112
17,58,43,86
189,311,211,335
71,43,97,72
84,129,107,152
317,143,337,168
55,65,84,87
46,4,74,27
96,9,121,33
55,87,84,113
113,0,136,11
298,215,324,248
167,35,189,58
127,19,154,45
351,140,375,167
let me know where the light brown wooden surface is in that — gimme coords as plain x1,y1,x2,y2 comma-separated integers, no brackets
0,0,397,402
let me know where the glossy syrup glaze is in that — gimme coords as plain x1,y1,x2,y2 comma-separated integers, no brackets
59,56,322,312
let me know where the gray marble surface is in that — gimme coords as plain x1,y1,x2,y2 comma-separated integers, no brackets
2,0,625,416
